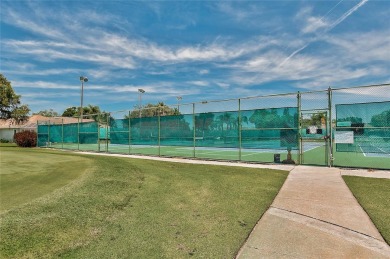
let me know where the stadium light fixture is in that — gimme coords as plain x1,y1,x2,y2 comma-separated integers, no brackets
79,76,88,122
138,89,145,118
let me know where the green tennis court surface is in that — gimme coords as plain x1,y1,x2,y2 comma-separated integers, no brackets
49,142,302,161
45,141,389,169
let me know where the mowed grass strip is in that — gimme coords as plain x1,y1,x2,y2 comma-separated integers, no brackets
343,176,390,244
0,145,92,212
0,146,288,258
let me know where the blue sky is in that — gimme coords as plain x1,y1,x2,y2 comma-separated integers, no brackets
1,0,389,114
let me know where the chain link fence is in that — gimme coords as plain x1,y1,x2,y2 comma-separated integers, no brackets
332,85,390,169
37,83,390,169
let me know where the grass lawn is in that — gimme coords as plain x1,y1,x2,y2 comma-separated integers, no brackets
334,151,390,170
0,145,288,258
343,176,390,244
0,145,92,212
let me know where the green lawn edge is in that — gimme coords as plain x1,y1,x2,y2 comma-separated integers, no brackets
342,175,390,245
0,146,289,258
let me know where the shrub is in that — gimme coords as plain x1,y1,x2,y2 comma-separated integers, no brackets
14,131,37,147
0,139,10,143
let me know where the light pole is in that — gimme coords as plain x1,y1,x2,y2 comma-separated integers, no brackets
80,76,88,122
138,89,145,118
176,96,182,113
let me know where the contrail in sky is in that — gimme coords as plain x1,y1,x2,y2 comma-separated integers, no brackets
278,0,369,67
327,0,369,31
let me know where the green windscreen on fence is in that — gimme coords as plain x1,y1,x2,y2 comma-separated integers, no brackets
195,111,239,148
38,121,99,148
130,117,159,146
241,107,298,150
110,118,129,144
63,123,78,143
79,121,99,144
49,124,62,143
37,124,48,147
336,101,390,155
35,84,390,169
160,114,193,146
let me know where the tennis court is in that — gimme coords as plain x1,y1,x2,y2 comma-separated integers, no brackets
46,141,326,164
37,84,390,169
48,140,389,169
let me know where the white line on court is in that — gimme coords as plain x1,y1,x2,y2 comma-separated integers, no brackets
302,143,325,153
359,145,367,157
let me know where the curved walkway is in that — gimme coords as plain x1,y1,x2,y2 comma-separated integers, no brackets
75,151,390,258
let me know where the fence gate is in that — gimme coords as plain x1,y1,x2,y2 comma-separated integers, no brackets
299,90,332,166
300,110,330,166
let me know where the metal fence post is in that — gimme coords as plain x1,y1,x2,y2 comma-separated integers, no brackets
77,117,80,150
47,120,50,148
97,113,101,152
37,120,39,147
129,111,132,154
193,103,196,158
106,114,109,152
297,92,302,165
62,118,64,149
238,98,242,161
37,120,41,147
158,114,161,156
328,87,333,167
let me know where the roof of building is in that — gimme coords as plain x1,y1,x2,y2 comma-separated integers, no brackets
0,115,94,129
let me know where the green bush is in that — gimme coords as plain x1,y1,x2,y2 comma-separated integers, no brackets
14,131,37,147
0,139,10,143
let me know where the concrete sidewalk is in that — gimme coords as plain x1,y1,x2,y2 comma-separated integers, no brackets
237,166,390,258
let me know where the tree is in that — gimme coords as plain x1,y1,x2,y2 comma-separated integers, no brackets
195,113,215,137
0,74,30,121
337,116,362,124
33,109,59,117
126,102,178,118
249,108,297,160
249,108,283,128
62,105,112,125
371,110,390,127
62,106,79,117
12,104,30,123
301,112,326,128
62,105,101,119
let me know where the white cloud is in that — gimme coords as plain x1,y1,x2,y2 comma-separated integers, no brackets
4,40,136,69
295,6,313,20
12,81,79,90
302,16,329,34
280,0,370,66
216,82,230,89
215,2,263,22
3,30,262,71
12,80,108,90
188,81,209,87
323,32,390,63
4,68,80,76
2,0,388,112
221,29,389,91
5,9,65,39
